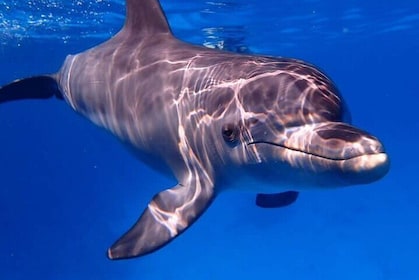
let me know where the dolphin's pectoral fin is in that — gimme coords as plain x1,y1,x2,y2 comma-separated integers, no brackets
0,76,62,103
108,179,214,260
255,191,299,208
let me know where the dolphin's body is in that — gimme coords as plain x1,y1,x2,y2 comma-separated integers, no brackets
0,0,389,259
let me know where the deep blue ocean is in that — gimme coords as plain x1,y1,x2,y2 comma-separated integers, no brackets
1,0,418,279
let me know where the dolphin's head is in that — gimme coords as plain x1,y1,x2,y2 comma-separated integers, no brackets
216,58,389,189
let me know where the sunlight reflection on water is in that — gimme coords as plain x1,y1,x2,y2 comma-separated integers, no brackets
0,0,418,51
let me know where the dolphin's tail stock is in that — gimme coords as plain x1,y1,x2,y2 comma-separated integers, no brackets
0,75,63,104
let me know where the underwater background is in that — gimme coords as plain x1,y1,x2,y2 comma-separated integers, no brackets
0,0,418,279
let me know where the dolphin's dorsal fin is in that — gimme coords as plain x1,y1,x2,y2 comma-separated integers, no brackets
124,0,171,34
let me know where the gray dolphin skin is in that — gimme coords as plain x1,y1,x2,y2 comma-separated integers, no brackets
0,0,389,259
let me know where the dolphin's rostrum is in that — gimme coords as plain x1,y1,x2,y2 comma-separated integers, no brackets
0,0,389,260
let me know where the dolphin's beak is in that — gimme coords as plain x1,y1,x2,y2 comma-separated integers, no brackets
249,122,389,185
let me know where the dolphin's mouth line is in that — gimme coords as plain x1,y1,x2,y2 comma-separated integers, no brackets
247,141,374,161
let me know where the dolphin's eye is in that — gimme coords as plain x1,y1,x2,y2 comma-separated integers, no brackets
222,123,240,147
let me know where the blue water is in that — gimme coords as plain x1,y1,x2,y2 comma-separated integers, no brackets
1,0,418,279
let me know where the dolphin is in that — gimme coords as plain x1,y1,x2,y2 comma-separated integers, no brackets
0,0,389,259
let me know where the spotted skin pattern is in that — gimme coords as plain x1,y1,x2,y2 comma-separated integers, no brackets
0,0,389,259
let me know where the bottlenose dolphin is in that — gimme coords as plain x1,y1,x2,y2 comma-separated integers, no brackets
0,0,389,259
